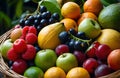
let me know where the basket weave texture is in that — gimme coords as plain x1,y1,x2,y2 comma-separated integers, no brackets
0,28,120,78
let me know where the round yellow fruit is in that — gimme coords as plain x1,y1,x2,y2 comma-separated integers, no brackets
66,67,90,78
61,2,80,19
97,29,120,50
44,67,66,78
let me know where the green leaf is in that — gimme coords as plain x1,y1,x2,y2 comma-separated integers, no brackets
39,0,63,19
15,0,23,18
44,0,60,9
0,11,11,27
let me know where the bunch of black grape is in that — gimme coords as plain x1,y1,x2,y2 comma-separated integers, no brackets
19,5,60,33
59,28,93,53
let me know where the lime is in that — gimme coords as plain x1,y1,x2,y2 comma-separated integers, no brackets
24,66,44,78
98,3,120,32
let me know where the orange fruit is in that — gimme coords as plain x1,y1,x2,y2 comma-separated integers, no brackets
60,18,78,31
107,49,120,70
44,67,66,78
66,67,90,78
83,0,103,16
61,2,80,19
77,12,97,25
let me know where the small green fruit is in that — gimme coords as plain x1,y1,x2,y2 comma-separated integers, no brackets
24,66,44,78
34,49,57,71
78,18,101,39
56,53,78,73
0,39,13,59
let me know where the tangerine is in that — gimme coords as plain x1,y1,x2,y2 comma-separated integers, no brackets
44,67,66,78
107,49,120,70
61,2,80,19
66,67,90,78
77,12,97,25
83,0,103,16
60,18,78,31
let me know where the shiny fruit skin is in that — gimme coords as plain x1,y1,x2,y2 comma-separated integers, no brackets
12,59,27,74
83,58,99,74
95,64,113,77
61,2,80,19
107,49,120,70
35,49,57,71
97,29,120,50
83,0,103,16
13,39,27,54
10,28,22,42
66,67,90,78
0,39,13,59
98,3,120,32
95,44,112,61
55,44,69,56
56,53,78,73
60,18,78,32
73,50,86,66
44,67,66,78
24,66,44,78
38,22,65,49
86,41,100,58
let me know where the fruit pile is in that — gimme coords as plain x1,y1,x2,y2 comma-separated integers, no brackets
0,0,120,78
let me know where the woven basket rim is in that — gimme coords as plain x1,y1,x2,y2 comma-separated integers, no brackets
0,28,120,78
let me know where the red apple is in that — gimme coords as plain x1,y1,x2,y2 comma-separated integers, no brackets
13,39,27,54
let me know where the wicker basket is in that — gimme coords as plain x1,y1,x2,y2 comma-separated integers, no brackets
0,28,120,78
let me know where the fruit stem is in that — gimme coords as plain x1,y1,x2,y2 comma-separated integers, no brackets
68,32,92,45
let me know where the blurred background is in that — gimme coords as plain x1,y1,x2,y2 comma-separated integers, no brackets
0,0,38,35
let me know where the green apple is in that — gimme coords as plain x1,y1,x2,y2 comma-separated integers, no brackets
56,53,78,73
78,18,101,39
34,49,57,71
24,66,44,78
0,39,13,59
